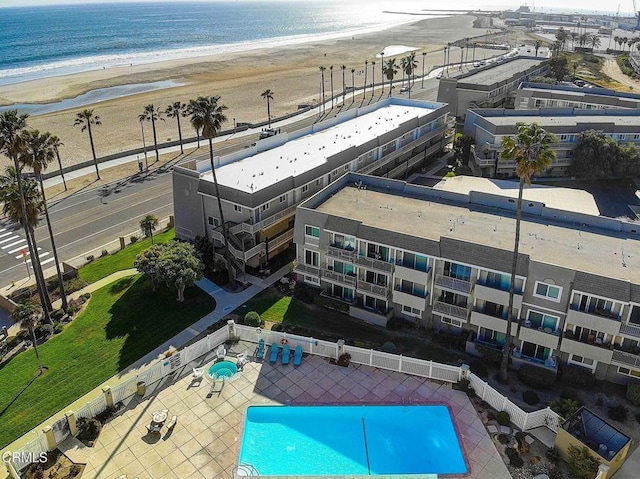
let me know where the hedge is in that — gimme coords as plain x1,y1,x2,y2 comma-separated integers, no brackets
517,363,557,389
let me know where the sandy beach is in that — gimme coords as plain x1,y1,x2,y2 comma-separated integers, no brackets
0,15,505,171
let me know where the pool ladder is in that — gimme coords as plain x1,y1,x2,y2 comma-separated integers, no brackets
236,463,260,477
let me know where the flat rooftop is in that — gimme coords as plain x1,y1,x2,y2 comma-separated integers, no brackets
201,103,436,194
458,58,544,86
432,176,600,216
314,185,640,283
482,113,640,128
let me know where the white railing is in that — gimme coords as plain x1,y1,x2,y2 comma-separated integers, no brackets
111,377,138,404
75,394,109,420
10,434,49,471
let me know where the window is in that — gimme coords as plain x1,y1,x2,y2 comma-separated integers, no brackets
305,225,320,238
316,179,322,186
304,250,319,267
441,317,462,328
302,185,309,193
279,194,287,203
332,169,338,176
234,205,242,212
402,305,422,317
444,261,471,281
618,367,640,378
534,281,562,301
525,310,558,332
261,203,270,212
344,164,349,171
305,275,320,285
208,216,220,227
560,134,568,141
571,355,594,366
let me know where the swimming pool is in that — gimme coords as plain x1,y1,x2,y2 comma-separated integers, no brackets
237,404,467,477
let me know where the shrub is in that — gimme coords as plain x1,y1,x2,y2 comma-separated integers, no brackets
565,364,595,387
294,283,317,304
549,398,580,419
65,277,88,294
608,403,628,422
53,323,63,334
224,334,241,346
626,380,640,406
100,249,109,258
130,235,138,244
95,405,118,424
243,311,263,327
474,343,502,366
567,445,599,479
497,433,510,444
85,255,95,263
505,447,523,468
497,411,510,426
337,353,351,366
4,336,19,349
522,390,540,405
518,363,557,389
469,359,489,378
16,329,30,341
381,341,397,353
81,292,91,300
546,447,561,465
560,387,579,401
35,324,54,339
51,309,65,321
76,417,101,444
316,294,349,313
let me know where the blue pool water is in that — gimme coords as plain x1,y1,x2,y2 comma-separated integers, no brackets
208,361,237,379
238,405,467,476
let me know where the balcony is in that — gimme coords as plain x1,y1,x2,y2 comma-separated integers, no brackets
566,307,622,336
560,336,614,364
294,263,320,278
470,310,510,335
435,274,473,295
612,349,640,369
474,282,522,309
619,322,640,340
394,261,430,284
392,286,428,311
357,280,390,300
354,254,394,274
326,244,356,262
321,268,357,287
518,325,560,350
433,301,469,321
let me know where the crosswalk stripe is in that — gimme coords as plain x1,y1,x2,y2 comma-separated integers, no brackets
9,245,40,255
15,251,48,260
0,236,20,245
40,258,55,265
0,232,13,238
2,239,27,249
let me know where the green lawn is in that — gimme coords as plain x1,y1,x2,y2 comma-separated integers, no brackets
236,289,462,364
0,274,215,448
78,228,175,284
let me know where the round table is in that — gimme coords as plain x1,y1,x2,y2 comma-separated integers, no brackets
152,411,168,423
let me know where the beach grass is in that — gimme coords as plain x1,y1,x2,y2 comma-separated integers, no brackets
78,228,175,284
0,274,215,449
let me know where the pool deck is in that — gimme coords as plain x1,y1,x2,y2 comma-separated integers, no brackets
74,345,511,479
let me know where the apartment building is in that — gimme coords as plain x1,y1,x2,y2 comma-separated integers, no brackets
436,57,548,117
172,98,451,275
293,172,640,384
463,107,640,178
516,82,640,110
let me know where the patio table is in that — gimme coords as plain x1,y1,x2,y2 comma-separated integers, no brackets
152,410,168,423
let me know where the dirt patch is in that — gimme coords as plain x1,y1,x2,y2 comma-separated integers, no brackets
22,450,84,479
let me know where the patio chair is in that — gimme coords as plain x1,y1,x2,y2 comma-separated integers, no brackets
269,343,279,363
146,424,162,435
256,339,265,360
236,352,248,370
216,345,227,360
293,345,303,366
281,344,291,365
166,415,178,431
192,367,204,379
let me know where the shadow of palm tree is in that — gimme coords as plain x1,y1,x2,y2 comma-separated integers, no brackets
0,374,39,418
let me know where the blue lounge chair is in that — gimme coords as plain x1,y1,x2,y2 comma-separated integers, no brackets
269,343,279,363
281,344,291,365
256,339,265,360
293,345,303,366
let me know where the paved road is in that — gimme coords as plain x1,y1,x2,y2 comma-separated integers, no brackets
0,78,441,287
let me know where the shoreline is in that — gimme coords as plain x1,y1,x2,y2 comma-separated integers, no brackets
0,14,505,172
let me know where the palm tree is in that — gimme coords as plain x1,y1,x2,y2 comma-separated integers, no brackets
363,60,368,98
165,101,187,154
400,57,408,88
11,301,45,374
188,96,234,284
404,52,418,97
380,52,385,94
351,69,356,102
472,42,477,63
319,66,326,113
139,104,163,163
498,122,556,381
341,65,347,103
0,111,52,320
47,135,67,191
73,109,101,180
20,130,69,311
421,52,427,88
383,59,398,97
260,89,274,128
329,65,334,109
534,40,542,56
139,214,159,244
589,34,601,50
371,61,375,98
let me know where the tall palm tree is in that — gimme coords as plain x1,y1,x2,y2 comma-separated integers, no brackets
319,66,326,113
20,130,69,311
421,52,427,88
363,60,368,98
498,122,556,381
472,42,477,63
48,135,66,191
73,109,101,180
341,65,347,103
329,66,334,109
400,57,408,88
383,59,398,98
139,104,163,163
260,89,274,128
188,96,234,284
351,69,356,102
534,39,542,56
165,101,187,154
0,111,52,320
380,52,385,94
139,214,159,244
11,301,45,374
589,34,601,50
404,52,418,97
371,61,376,98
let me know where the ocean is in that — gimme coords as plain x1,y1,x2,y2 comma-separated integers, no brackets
0,0,437,86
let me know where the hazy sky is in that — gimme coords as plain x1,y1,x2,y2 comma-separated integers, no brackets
0,0,635,15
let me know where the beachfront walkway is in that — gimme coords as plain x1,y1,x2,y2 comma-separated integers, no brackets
76,345,511,479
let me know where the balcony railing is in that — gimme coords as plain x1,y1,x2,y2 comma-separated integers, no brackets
476,278,522,295
620,322,640,339
357,280,390,298
394,285,428,298
354,254,394,273
321,268,357,287
612,349,640,369
294,263,320,277
569,305,621,321
433,301,469,320
395,260,431,273
434,274,472,294
326,245,356,262
228,204,297,235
